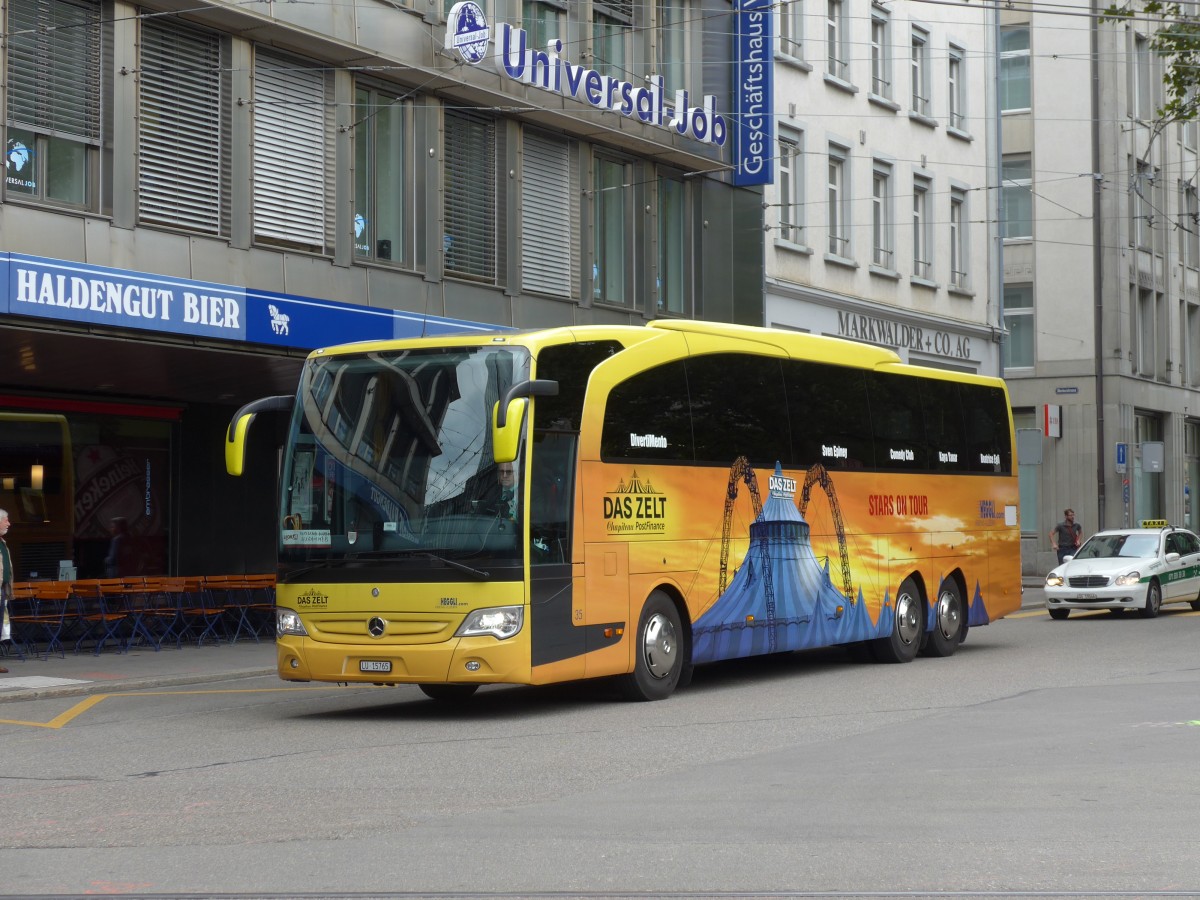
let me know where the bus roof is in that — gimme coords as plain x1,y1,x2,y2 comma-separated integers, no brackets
304,322,1002,387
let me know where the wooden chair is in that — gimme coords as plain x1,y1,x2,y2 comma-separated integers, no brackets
16,582,77,659
73,578,131,654
178,576,228,646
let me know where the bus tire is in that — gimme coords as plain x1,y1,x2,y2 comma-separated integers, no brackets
923,581,964,658
871,577,923,664
618,591,684,701
418,683,480,703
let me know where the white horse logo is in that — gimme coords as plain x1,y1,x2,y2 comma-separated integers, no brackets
268,304,290,336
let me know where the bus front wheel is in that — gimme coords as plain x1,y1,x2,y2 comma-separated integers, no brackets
619,591,684,701
871,577,923,664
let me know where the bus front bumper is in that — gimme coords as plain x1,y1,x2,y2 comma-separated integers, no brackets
276,634,532,685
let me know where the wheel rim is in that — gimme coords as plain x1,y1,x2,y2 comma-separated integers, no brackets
641,612,678,680
895,591,921,647
1149,585,1161,613
936,589,961,640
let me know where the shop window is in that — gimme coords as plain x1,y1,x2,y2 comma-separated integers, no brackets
5,0,103,210
139,19,227,234
355,87,410,265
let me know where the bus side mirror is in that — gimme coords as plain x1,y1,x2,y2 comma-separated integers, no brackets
492,379,558,464
493,399,526,464
225,395,294,476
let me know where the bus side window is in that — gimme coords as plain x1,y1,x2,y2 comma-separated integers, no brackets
686,354,790,468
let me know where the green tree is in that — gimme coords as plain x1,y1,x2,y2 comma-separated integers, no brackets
1105,1,1200,125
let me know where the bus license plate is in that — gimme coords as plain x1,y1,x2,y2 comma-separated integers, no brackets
360,660,392,673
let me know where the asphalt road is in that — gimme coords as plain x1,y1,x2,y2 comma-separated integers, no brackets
3,595,1199,898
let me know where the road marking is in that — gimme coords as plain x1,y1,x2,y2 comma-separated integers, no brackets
0,686,341,730
1008,608,1200,619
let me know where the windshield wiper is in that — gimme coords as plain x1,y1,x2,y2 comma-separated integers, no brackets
415,552,490,579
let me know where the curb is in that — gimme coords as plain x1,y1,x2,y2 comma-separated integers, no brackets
0,667,277,705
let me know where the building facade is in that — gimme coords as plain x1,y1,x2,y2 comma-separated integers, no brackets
0,0,765,579
762,1,1001,376
1000,4,1200,573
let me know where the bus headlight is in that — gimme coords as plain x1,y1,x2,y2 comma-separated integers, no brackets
276,608,308,637
455,606,524,639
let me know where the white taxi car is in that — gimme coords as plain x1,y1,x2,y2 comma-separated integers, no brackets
1044,525,1200,619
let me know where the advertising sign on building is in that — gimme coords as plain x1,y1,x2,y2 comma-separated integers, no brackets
1044,403,1062,438
733,0,774,186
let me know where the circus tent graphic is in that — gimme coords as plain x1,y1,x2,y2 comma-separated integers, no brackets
692,461,891,664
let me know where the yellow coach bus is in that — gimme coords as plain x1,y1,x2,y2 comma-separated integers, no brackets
226,321,1021,702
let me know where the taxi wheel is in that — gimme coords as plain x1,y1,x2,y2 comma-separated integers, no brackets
1048,609,1070,620
922,581,964,658
871,577,923,663
1191,599,1200,611
619,591,684,701
418,683,480,702
1138,581,1162,619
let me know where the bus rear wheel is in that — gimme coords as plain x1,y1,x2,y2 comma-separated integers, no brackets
871,577,923,664
922,581,964,658
418,683,480,703
618,591,684,701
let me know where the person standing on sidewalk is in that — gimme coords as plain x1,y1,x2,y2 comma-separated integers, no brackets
1050,508,1082,565
0,508,11,673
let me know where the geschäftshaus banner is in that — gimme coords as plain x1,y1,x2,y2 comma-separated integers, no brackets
0,253,495,349
733,0,773,187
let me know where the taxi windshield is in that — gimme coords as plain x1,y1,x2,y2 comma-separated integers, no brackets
1074,533,1159,560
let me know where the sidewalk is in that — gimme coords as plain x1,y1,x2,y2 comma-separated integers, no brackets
0,639,277,704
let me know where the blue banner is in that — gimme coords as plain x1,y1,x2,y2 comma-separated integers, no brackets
0,253,500,350
733,0,774,187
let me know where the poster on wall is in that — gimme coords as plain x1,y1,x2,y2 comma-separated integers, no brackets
75,444,169,577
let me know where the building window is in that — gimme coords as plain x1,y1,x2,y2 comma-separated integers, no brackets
522,130,576,298
1187,302,1200,387
253,52,331,252
910,27,931,116
1003,284,1034,368
1001,154,1033,240
354,87,408,265
1133,32,1154,120
778,131,804,244
1133,159,1156,250
1134,287,1166,378
594,3,633,81
779,0,803,60
948,46,966,131
1181,182,1200,269
658,0,692,97
999,25,1030,112
870,10,892,99
524,1,566,54
138,19,225,233
949,188,969,289
872,162,893,268
444,109,497,282
5,0,102,209
594,154,631,305
913,175,932,278
1184,114,1199,152
658,173,689,315
826,0,848,80
827,144,850,256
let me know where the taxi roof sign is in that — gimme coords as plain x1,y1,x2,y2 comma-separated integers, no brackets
1139,519,1170,528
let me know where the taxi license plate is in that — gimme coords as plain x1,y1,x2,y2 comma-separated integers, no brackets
1073,593,1099,600
359,660,392,673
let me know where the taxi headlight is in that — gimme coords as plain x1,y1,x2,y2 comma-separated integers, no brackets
1114,571,1141,586
456,605,524,639
276,608,308,636
1045,573,1064,587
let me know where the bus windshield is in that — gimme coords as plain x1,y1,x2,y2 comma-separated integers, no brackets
278,344,530,578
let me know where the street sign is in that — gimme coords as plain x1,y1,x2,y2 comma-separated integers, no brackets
1116,441,1127,474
